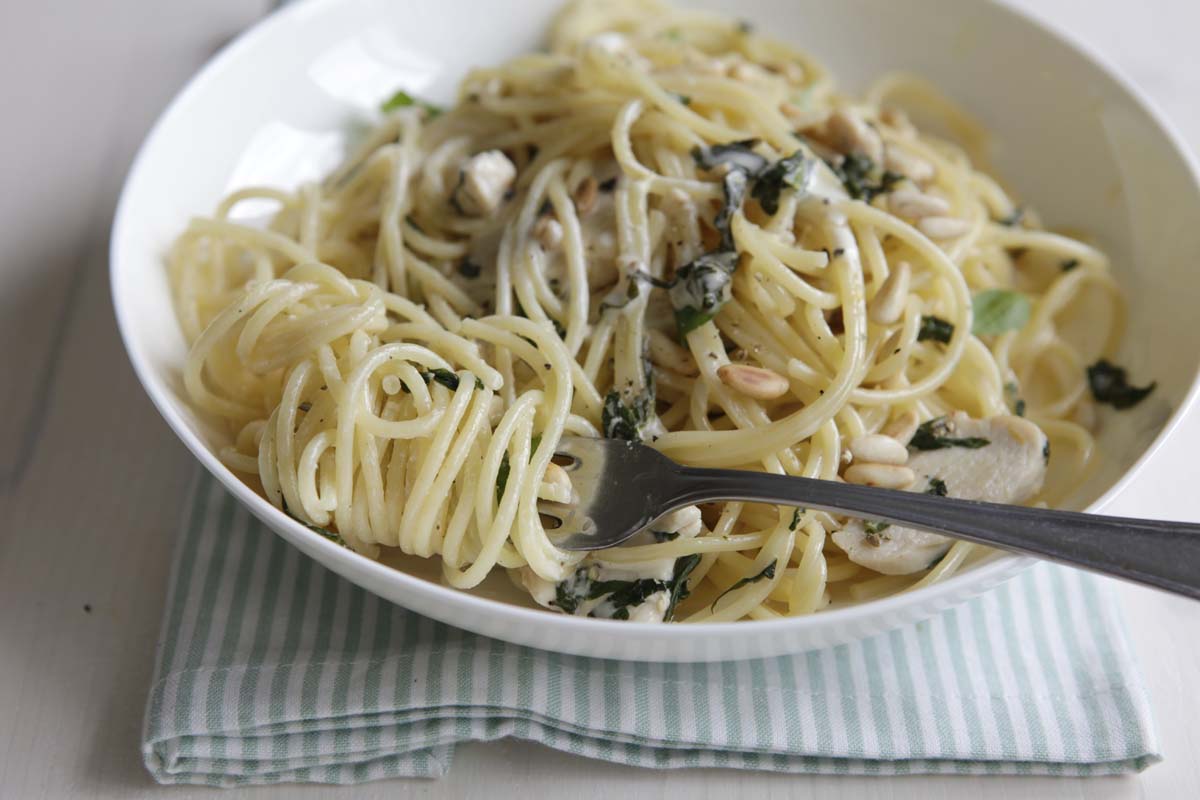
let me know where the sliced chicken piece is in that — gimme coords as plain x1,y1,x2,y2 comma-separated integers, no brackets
833,413,1048,575
453,150,516,217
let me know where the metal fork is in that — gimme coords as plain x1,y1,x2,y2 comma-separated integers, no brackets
537,436,1200,600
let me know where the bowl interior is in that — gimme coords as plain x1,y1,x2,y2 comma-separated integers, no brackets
112,0,1200,653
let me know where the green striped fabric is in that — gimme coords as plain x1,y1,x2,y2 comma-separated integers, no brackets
143,473,1161,785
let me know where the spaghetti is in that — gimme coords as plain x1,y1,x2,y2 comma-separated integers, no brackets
169,0,1129,622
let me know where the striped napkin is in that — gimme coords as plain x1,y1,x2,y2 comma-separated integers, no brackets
142,473,1160,785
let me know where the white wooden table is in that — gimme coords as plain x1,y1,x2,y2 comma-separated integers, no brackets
2,0,1198,797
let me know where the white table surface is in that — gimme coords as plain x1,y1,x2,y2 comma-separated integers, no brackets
2,0,1199,797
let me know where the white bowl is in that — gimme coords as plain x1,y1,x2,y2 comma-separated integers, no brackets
112,0,1200,661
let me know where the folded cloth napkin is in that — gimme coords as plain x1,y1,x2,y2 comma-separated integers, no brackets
143,473,1160,785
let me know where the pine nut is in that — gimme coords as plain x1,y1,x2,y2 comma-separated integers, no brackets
543,462,572,491
879,107,915,135
730,62,764,82
647,329,699,376
533,215,563,250
889,190,950,220
868,261,911,325
848,434,909,466
654,505,703,539
844,463,915,489
884,148,934,182
826,109,883,163
717,364,790,400
780,101,825,129
573,176,598,216
882,410,920,444
781,62,806,83
539,461,574,504
917,216,973,239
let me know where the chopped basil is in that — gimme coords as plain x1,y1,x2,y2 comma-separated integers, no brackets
694,143,813,217
598,176,618,192
554,554,701,621
495,452,511,505
826,153,903,202
972,289,1030,336
457,258,482,279
997,207,1026,227
1086,359,1156,410
552,568,591,615
1043,439,1051,465
925,477,948,496
675,93,693,106
917,315,954,344
1004,381,1026,417
750,151,812,215
380,89,442,117
652,530,680,543
714,169,748,250
421,368,461,391
285,506,348,547
1061,258,1080,272
602,380,656,442
863,519,891,539
789,507,803,531
691,139,768,175
909,417,990,451
590,577,667,620
711,559,777,610
669,250,738,339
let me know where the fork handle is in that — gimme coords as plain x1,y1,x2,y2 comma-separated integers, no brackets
672,467,1200,600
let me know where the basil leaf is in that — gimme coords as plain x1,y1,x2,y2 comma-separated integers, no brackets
917,315,954,344
665,554,702,621
710,559,777,610
972,289,1031,336
380,89,443,117
1086,359,1156,410
924,477,948,496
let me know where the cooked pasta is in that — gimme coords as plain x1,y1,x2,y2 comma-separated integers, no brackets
169,0,1143,622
